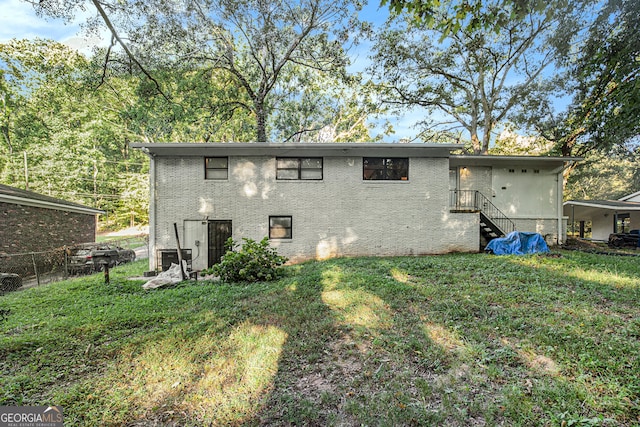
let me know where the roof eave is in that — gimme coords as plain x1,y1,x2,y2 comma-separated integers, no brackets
563,200,640,211
450,155,582,167
0,194,105,215
130,142,464,158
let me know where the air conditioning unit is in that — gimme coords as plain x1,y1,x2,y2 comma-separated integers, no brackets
156,249,193,272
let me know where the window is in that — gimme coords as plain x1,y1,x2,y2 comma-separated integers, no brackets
615,213,631,233
276,157,323,180
363,157,409,181
269,216,292,239
205,157,228,180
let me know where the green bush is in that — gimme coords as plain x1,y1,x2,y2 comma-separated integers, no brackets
205,237,288,283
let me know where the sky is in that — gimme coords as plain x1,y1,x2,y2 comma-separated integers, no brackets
0,0,424,142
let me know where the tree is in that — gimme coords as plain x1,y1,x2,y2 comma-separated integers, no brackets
371,0,577,153
564,148,640,201
528,0,639,160
0,39,150,229
30,0,361,143
271,70,383,142
381,0,547,34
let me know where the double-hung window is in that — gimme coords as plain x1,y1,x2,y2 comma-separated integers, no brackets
363,157,409,181
276,157,323,180
205,157,228,180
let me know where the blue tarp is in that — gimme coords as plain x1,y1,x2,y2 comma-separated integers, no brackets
485,231,550,255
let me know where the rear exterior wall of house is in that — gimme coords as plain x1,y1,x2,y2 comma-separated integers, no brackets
151,155,479,269
0,201,97,254
453,165,564,244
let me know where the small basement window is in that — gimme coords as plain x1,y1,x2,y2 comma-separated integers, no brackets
269,216,292,239
205,157,228,180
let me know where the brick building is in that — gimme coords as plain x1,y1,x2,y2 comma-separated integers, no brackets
132,142,577,270
0,184,104,254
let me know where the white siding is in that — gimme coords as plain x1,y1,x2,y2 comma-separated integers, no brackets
457,165,563,244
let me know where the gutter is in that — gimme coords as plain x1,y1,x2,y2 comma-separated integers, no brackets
0,194,105,216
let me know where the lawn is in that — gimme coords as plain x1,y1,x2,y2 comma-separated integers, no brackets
1,251,639,426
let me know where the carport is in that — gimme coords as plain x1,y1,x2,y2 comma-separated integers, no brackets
563,200,640,241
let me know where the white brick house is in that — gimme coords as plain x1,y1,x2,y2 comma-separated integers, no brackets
132,143,576,270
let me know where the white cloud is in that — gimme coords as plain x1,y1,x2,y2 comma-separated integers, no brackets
0,0,75,41
0,0,109,52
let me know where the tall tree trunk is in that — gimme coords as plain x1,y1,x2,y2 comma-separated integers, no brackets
255,101,267,142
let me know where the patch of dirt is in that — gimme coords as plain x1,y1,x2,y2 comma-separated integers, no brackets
561,237,639,256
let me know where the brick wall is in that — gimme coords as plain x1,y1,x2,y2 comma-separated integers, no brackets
150,155,479,268
0,202,96,254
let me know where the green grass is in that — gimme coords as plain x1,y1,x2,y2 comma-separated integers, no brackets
1,252,639,426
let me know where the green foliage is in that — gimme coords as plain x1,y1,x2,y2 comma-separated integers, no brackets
565,150,640,201
205,237,288,283
381,0,549,34
0,39,150,231
371,0,576,153
559,0,639,158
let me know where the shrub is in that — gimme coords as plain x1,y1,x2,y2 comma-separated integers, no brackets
205,237,288,283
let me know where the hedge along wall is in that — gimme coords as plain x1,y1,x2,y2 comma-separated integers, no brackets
0,201,97,254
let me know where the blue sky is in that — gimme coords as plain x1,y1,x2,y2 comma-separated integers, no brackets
0,0,423,142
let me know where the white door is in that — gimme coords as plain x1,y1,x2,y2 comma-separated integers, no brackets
183,220,208,271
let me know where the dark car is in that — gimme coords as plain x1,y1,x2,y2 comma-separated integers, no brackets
95,244,136,266
0,272,22,292
68,247,94,274
67,244,137,274
608,229,640,248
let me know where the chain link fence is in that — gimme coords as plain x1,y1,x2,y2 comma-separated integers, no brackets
0,235,148,294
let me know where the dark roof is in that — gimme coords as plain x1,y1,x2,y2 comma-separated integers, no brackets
0,184,104,214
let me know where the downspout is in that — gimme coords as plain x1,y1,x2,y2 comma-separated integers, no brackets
141,148,157,271
552,160,578,245
557,171,563,244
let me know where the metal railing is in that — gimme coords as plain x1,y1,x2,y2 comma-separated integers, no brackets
450,190,516,236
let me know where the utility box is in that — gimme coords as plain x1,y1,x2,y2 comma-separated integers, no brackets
156,249,192,272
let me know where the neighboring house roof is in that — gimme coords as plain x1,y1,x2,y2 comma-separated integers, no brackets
619,191,640,202
130,142,464,158
0,184,105,215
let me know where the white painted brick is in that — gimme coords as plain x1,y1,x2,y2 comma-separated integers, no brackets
151,155,479,268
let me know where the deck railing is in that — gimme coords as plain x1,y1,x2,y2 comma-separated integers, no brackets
450,190,516,235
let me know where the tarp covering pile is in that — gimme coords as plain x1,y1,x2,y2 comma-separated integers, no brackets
142,261,188,289
485,231,550,255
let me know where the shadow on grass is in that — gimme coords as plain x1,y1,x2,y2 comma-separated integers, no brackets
2,253,639,426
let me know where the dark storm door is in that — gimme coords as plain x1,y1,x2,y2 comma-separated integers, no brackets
208,220,232,267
